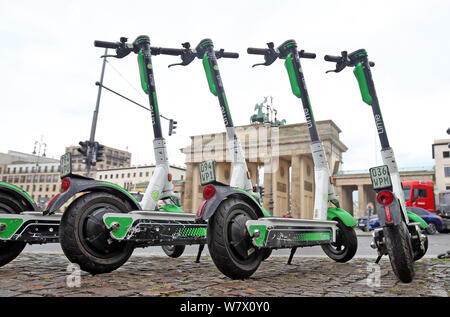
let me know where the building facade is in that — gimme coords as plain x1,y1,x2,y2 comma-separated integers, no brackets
65,145,132,177
96,165,186,193
433,138,450,192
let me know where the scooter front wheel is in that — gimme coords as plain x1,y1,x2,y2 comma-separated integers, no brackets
161,245,185,258
321,218,357,262
413,233,428,261
207,198,263,279
0,193,26,267
59,192,135,274
384,222,414,283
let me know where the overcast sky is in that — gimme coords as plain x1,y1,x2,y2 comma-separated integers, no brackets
0,0,449,171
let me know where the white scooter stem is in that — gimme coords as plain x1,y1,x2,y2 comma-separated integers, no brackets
141,138,174,210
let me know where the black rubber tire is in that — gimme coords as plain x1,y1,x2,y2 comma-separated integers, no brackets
426,223,437,235
161,245,185,258
413,233,428,261
261,248,272,261
59,192,135,275
0,192,26,267
384,223,415,283
321,218,358,263
207,198,263,279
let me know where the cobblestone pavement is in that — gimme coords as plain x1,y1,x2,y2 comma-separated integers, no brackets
0,253,448,297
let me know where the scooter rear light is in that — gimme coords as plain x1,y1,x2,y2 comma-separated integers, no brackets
203,185,216,200
168,173,172,181
61,178,71,192
377,190,394,206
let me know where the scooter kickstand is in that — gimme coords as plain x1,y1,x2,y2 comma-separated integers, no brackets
375,255,382,264
287,247,297,265
195,244,205,263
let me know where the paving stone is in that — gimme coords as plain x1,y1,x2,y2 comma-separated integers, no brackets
0,253,449,297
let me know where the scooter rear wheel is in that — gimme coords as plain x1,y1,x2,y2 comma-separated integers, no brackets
321,218,357,262
0,193,26,267
59,192,135,274
161,245,185,258
207,198,263,279
384,222,414,283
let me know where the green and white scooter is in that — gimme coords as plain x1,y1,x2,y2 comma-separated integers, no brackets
324,49,428,282
54,36,211,274
163,39,358,279
0,185,61,268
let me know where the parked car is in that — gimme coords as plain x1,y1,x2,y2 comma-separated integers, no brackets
406,206,444,235
357,215,379,231
358,207,444,235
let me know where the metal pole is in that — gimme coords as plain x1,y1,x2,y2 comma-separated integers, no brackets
86,48,108,176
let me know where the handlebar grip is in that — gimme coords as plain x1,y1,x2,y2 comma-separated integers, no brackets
94,40,119,49
324,55,342,62
158,47,184,56
247,47,268,55
220,52,239,58
299,51,316,59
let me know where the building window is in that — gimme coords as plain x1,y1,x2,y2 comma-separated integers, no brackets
53,185,56,191
127,173,130,178
122,174,125,178
146,172,149,177
445,166,450,177
116,174,119,179
444,151,450,158
139,172,143,177
99,175,102,180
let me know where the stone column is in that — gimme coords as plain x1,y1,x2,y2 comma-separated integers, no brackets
291,155,302,219
183,163,193,213
357,185,367,219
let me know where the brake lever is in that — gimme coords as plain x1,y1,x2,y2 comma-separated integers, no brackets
168,42,196,68
252,62,269,68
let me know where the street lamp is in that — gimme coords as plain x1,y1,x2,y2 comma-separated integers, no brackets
31,138,47,201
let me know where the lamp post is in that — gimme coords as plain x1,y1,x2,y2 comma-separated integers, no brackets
31,137,47,202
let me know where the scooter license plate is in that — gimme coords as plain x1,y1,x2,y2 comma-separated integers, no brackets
369,165,392,190
199,160,216,185
60,152,72,178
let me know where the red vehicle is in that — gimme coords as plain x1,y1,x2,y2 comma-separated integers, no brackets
402,180,450,232
402,181,435,212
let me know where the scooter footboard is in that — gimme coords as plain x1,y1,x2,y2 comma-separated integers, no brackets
246,217,337,249
0,213,61,243
103,211,207,246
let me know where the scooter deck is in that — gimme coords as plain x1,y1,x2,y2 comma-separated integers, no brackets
103,211,207,246
246,217,337,249
0,212,61,243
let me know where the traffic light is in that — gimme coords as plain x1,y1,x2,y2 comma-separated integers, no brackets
169,119,177,136
95,142,105,162
78,141,89,157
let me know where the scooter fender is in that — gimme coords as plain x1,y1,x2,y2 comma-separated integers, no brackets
407,210,428,229
0,182,39,212
376,198,403,227
45,175,141,214
327,207,357,227
197,184,266,221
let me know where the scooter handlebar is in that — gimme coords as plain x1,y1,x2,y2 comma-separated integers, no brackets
324,54,342,62
299,50,316,59
157,47,184,56
217,51,239,59
247,47,268,55
94,40,120,49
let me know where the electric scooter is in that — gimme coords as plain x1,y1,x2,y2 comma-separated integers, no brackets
54,36,214,274
0,184,61,268
162,39,358,279
323,49,428,282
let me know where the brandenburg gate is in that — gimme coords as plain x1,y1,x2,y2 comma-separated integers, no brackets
180,120,347,218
